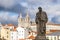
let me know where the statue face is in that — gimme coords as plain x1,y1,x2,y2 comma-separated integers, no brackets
38,7,42,12
39,9,42,12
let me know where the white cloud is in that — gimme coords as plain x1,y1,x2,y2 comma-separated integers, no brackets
51,15,60,24
0,11,18,23
26,0,60,22
0,11,9,20
20,2,28,8
27,0,52,3
43,4,60,21
0,0,17,8
9,15,18,22
0,0,60,23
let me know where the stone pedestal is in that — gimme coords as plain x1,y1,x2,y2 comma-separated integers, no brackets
35,36,49,40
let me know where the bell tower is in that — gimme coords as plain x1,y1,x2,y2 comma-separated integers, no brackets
18,13,23,27
25,12,30,27
25,12,30,22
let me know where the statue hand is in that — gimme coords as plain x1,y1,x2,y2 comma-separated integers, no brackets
36,22,38,24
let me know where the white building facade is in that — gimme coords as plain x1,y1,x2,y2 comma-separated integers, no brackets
10,31,17,40
17,27,29,40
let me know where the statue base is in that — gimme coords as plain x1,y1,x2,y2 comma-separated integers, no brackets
34,36,49,40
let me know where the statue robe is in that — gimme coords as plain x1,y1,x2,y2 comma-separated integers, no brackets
35,11,48,36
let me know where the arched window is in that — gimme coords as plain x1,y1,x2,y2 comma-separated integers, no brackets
54,37,56,40
46,37,49,39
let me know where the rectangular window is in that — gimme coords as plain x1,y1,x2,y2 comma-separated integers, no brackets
22,31,23,32
7,32,8,34
7,35,8,38
12,36,13,39
54,37,56,40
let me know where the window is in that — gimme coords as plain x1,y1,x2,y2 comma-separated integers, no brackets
22,31,23,32
11,36,13,40
22,34,23,36
0,26,1,33
7,35,8,38
51,37,52,40
0,26,1,29
46,37,49,39
17,36,18,38
7,32,8,34
54,37,56,40
7,28,9,29
17,31,18,32
10,29,13,31
12,33,13,34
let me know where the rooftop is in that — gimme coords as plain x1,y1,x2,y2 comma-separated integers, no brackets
47,31,60,36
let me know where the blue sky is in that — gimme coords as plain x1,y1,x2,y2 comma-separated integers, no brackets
0,0,60,25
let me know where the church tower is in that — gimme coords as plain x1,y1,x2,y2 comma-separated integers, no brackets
18,13,23,27
25,12,30,23
25,12,30,27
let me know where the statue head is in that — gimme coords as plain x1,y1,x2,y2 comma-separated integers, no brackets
38,7,42,12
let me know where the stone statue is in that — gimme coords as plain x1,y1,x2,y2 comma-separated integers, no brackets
35,7,48,40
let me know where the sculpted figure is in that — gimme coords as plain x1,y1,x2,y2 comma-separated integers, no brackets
35,7,48,40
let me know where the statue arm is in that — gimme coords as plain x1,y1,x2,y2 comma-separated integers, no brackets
45,12,48,23
35,13,38,24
